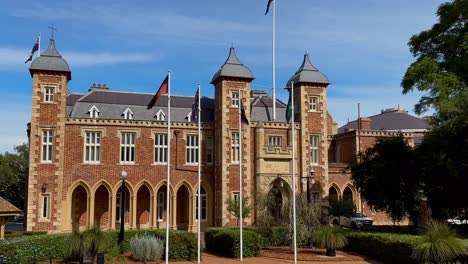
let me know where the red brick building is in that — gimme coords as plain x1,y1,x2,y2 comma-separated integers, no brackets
26,39,429,232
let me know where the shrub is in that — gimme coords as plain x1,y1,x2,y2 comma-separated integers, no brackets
344,231,419,264
205,228,261,258
0,234,67,263
65,227,106,261
313,225,348,256
249,226,290,247
130,235,164,261
412,221,467,264
361,225,420,235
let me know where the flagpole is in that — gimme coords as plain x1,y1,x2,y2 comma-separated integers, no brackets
272,0,276,121
38,33,41,58
291,81,298,264
165,70,171,264
239,88,243,261
197,83,202,264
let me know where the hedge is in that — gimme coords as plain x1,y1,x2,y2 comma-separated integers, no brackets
344,231,420,264
205,228,262,258
360,225,421,235
245,226,290,247
0,229,197,263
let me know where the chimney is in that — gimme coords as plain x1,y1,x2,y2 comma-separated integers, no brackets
88,83,110,92
358,118,371,130
250,90,268,98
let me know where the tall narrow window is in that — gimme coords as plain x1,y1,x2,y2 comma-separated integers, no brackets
308,96,318,111
115,193,121,223
41,194,50,219
84,131,101,163
186,135,199,164
231,91,239,107
41,130,53,162
207,136,213,164
120,132,136,163
44,87,55,102
157,191,165,221
231,132,240,163
154,133,168,163
310,135,319,165
268,136,282,147
233,192,240,204
196,187,207,221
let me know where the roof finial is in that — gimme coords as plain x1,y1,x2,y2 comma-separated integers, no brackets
48,24,57,39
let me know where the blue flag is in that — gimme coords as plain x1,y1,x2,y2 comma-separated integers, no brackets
25,37,39,63
191,87,200,123
265,0,274,15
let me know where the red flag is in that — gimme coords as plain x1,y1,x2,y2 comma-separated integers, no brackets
147,75,169,109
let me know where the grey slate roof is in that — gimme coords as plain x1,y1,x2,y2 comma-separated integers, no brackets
30,39,71,79
251,95,288,122
338,108,431,133
286,53,329,87
211,47,254,83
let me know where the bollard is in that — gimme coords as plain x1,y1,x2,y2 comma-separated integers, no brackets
96,252,105,264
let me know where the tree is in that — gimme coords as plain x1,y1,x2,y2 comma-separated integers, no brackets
348,136,422,225
288,193,320,248
0,143,29,209
226,196,251,226
329,198,356,225
401,0,467,125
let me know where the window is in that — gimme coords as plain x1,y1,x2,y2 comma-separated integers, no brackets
308,96,318,111
88,105,99,118
310,135,319,165
312,191,320,205
231,91,239,107
154,133,168,163
84,131,101,163
44,87,54,102
41,130,53,162
196,187,207,221
40,194,50,219
231,132,240,163
233,192,240,204
155,110,165,121
123,108,133,120
120,132,136,163
268,136,282,147
157,191,165,221
207,136,213,164
186,135,199,164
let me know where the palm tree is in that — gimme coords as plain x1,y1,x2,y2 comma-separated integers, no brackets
313,225,348,257
412,221,467,264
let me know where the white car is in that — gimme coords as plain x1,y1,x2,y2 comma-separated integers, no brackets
447,217,468,225
332,212,373,229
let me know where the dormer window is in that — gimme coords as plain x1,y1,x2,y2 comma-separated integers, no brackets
155,110,165,121
88,105,99,118
123,108,133,120
187,111,192,122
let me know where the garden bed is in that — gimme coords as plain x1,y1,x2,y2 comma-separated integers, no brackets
262,247,377,262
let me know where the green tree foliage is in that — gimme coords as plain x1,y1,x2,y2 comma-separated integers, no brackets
412,221,467,264
0,143,29,209
348,136,422,224
329,198,356,225
226,196,251,226
288,193,320,247
401,0,468,125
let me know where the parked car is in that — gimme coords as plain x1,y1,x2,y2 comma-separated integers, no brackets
447,217,468,225
332,212,373,229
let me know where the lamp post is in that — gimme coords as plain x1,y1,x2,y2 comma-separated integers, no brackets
301,167,315,205
118,170,127,254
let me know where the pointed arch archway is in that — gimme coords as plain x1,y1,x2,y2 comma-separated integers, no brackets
328,183,341,201
267,177,291,225
69,181,91,231
154,181,174,228
343,185,354,202
113,181,134,229
135,181,153,229
175,181,193,230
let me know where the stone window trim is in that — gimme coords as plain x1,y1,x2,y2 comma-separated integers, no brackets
40,128,54,163
268,135,283,147
40,84,58,104
185,133,199,165
308,96,319,112
119,130,139,165
231,91,240,108
231,131,240,164
80,128,105,164
153,133,168,165
309,133,320,165
39,192,51,222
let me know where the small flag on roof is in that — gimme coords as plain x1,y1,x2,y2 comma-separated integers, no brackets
25,37,39,63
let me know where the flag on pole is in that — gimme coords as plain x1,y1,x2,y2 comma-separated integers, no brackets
191,87,200,123
265,0,274,15
286,88,292,123
147,75,169,109
25,37,39,63
240,99,249,124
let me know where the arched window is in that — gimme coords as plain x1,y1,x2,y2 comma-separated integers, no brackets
329,186,339,201
196,186,207,221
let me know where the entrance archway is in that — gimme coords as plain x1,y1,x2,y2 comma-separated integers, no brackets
329,186,339,201
176,185,190,230
71,185,88,231
136,184,151,228
116,185,131,227
267,178,291,225
343,186,354,201
94,185,110,229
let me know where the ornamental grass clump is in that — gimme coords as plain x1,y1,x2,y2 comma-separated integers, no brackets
313,225,348,257
412,221,467,264
130,235,164,261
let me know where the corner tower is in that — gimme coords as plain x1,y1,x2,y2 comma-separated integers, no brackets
27,39,71,231
286,54,330,201
211,48,254,226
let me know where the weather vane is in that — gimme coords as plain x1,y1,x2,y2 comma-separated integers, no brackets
48,24,57,39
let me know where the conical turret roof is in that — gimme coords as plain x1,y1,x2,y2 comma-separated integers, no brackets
286,53,329,87
30,39,71,80
211,47,254,83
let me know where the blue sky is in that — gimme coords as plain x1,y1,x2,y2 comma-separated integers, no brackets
0,0,444,153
